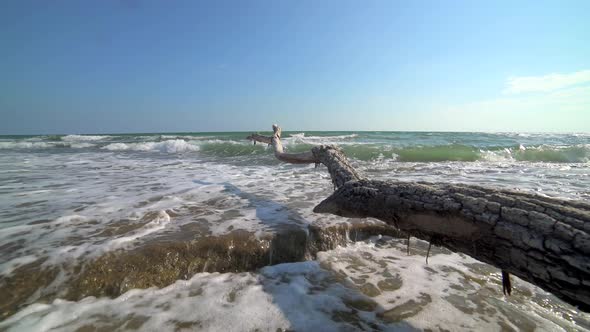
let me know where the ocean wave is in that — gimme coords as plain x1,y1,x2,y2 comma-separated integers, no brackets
159,135,216,140
62,135,111,141
102,139,199,153
285,133,359,145
385,144,590,163
199,140,269,157
70,143,96,149
510,145,590,163
200,139,245,145
2,133,589,163
0,142,53,149
0,142,95,149
20,135,64,142
107,210,171,248
168,139,590,162
391,145,481,162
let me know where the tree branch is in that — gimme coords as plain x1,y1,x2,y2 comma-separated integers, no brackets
247,124,590,311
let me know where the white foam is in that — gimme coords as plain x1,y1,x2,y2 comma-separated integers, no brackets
288,133,358,140
0,255,38,276
108,210,171,247
201,139,245,145
69,143,95,148
284,133,360,147
102,140,199,153
160,135,216,140
316,238,587,331
0,141,95,149
62,135,110,141
0,262,402,332
3,244,586,331
479,149,514,162
0,142,52,149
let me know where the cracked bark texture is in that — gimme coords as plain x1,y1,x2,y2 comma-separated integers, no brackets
248,124,590,311
314,180,590,311
311,145,361,189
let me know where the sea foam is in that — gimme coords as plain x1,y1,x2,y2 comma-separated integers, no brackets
102,139,199,153
62,135,110,141
1,241,586,331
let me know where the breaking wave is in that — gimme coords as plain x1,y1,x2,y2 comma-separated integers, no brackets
62,135,111,141
3,139,589,162
0,142,53,149
336,144,590,163
1,132,589,162
0,142,95,149
509,145,590,163
102,140,199,153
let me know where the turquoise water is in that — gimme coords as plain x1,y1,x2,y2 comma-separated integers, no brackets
1,131,589,162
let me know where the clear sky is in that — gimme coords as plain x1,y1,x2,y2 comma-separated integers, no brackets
1,0,589,134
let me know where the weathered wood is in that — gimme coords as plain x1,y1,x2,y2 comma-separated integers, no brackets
246,133,272,145
312,145,361,189
313,179,590,310
248,125,320,164
247,124,590,311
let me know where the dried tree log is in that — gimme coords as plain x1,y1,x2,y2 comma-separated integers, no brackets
314,179,590,311
247,125,590,311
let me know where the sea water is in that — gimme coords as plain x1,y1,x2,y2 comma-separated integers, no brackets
0,131,589,331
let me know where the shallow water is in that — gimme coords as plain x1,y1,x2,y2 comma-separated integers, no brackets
0,131,589,330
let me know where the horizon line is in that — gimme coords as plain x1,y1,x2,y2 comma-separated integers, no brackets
1,129,589,136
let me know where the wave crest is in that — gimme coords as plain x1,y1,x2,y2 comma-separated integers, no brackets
0,142,95,149
102,140,199,153
63,135,110,141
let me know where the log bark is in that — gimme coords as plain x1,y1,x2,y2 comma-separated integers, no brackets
314,179,590,311
247,125,590,311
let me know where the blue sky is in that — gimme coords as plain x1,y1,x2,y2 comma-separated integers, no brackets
1,0,589,134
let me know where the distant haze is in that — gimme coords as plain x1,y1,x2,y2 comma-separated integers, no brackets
1,1,589,134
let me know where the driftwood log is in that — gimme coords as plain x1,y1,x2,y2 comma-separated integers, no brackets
247,125,590,312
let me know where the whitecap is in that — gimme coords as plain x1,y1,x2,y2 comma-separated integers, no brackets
102,140,199,153
62,135,110,141
70,143,95,149
0,142,52,149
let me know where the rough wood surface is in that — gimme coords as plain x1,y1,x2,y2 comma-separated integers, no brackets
247,124,590,311
313,180,590,311
246,133,272,145
312,145,361,189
